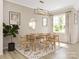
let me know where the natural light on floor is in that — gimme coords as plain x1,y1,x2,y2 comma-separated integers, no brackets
56,42,68,48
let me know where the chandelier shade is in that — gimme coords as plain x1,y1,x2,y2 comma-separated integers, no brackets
34,8,52,16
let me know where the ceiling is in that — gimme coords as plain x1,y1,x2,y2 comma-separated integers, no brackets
5,0,78,11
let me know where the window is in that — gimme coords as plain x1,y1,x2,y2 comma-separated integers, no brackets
53,14,65,33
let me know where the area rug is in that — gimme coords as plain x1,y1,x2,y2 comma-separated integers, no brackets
16,44,61,59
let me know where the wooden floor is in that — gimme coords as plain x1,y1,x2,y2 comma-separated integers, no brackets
0,42,79,59
0,50,27,59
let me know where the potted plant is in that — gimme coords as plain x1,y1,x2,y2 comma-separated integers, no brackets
3,23,19,51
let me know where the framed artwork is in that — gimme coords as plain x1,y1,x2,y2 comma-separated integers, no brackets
42,17,48,26
9,11,21,25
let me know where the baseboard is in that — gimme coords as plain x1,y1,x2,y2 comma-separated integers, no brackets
60,41,69,44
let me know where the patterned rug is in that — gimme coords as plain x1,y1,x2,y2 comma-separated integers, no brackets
16,44,61,59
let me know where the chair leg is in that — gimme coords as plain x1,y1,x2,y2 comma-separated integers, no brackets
58,41,60,47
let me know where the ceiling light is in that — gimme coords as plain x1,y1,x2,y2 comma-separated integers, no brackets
40,0,44,4
34,0,52,16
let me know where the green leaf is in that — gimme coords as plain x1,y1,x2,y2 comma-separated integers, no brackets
3,23,19,37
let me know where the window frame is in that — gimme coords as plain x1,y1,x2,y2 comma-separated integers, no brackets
53,13,66,33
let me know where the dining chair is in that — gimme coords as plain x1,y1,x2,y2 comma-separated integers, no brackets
39,33,50,51
19,36,31,52
27,34,37,51
54,33,60,47
47,34,56,50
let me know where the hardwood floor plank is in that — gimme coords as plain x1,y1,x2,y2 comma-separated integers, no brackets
4,51,14,59
0,55,5,59
14,51,27,59
0,43,79,59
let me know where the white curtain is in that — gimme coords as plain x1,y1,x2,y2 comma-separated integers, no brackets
77,11,79,42
65,11,72,43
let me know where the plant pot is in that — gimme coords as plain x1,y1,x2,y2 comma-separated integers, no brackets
8,42,15,51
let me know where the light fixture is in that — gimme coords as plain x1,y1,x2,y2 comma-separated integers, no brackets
34,0,52,16
34,8,50,15
40,0,44,4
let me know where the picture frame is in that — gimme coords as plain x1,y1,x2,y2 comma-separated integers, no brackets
9,11,21,25
42,17,48,26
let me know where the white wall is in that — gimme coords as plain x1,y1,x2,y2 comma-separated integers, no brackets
3,1,52,49
74,0,79,10
3,1,52,34
0,0,3,55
